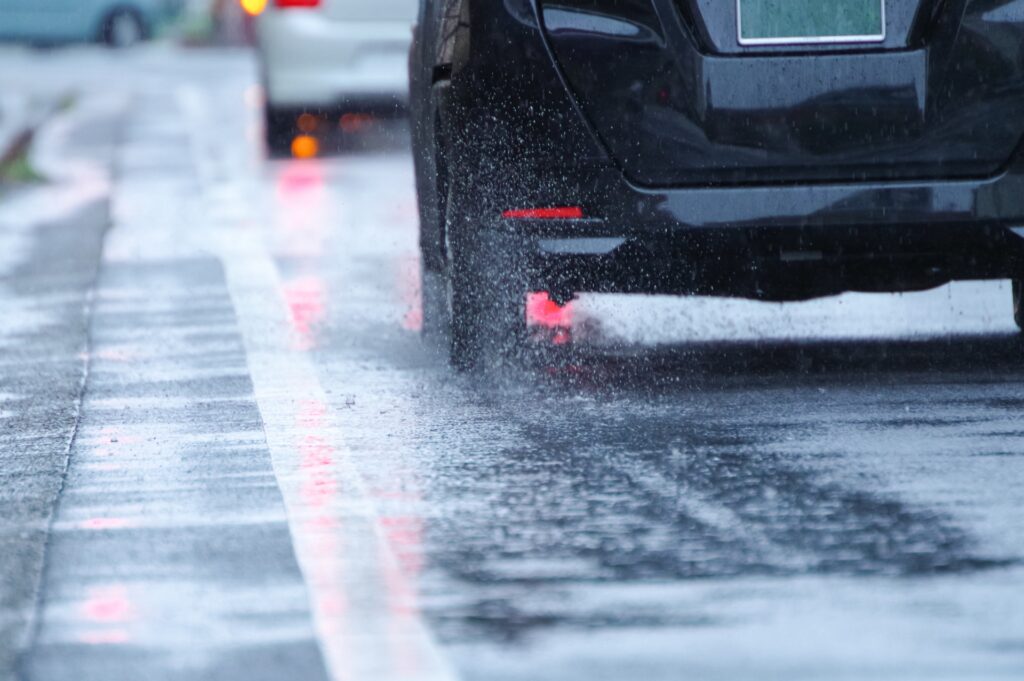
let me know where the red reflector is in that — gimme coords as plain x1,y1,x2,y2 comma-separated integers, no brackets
526,292,574,328
275,0,320,7
502,206,584,220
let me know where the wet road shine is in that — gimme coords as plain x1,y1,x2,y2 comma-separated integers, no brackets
0,46,1023,681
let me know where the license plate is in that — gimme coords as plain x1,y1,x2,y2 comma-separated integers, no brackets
737,0,886,46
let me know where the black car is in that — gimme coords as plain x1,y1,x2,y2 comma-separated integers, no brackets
410,0,1024,367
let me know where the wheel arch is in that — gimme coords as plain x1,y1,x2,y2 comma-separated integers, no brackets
94,3,151,44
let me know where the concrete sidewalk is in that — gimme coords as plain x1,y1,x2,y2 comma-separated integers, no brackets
0,98,120,681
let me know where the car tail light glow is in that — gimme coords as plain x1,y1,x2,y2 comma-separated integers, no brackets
291,135,319,159
240,0,268,15
502,207,584,220
275,0,320,7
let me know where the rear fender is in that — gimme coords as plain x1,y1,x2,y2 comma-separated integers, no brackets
443,0,610,219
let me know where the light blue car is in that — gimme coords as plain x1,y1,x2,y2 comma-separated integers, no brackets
0,0,183,47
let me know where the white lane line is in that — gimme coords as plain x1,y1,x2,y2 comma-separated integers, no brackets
178,86,458,681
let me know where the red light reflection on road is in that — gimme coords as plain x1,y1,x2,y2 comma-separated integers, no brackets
274,159,332,349
78,517,135,531
379,515,424,608
284,276,326,351
276,161,325,213
277,160,324,192
294,399,351,676
399,255,422,332
78,584,135,646
292,396,434,677
296,400,337,512
82,585,134,623
276,161,329,349
275,160,329,257
372,470,429,675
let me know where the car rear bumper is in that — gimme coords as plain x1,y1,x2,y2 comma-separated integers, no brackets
257,12,411,107
485,166,1024,301
517,223,1024,302
477,142,1024,228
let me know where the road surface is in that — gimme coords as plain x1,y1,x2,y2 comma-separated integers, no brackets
0,45,1022,681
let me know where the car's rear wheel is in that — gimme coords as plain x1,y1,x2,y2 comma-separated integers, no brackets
446,234,528,370
1013,279,1024,331
444,187,528,370
417,120,450,341
101,9,145,48
420,267,448,339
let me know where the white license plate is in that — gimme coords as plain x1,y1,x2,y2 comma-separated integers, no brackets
737,0,886,46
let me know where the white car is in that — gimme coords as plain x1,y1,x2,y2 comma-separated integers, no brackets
255,0,416,153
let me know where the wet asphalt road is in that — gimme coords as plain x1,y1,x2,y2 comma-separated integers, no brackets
1,45,1023,681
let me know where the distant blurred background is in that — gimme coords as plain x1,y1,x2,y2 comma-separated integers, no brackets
192,0,258,47
0,0,255,48
0,0,416,162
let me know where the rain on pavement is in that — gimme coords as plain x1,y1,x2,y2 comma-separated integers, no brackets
1,45,1023,681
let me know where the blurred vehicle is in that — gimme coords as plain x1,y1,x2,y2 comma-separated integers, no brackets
410,0,1024,368
209,0,255,45
0,0,183,47
253,0,417,154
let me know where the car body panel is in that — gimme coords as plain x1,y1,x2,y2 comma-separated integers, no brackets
541,0,1024,186
257,0,416,107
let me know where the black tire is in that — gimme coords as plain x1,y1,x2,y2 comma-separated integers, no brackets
264,104,295,158
416,118,449,340
101,9,145,48
420,267,448,340
1014,279,1023,331
444,188,529,370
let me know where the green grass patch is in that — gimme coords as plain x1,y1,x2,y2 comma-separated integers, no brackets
56,93,77,114
0,147,45,184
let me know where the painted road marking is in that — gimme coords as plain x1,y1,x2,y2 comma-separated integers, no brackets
178,86,458,681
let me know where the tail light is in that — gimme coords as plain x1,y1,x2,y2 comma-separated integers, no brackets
275,0,320,7
502,207,584,220
240,0,266,15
